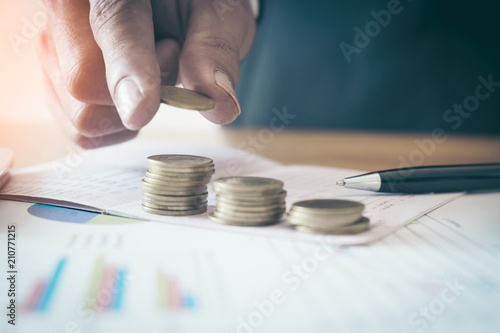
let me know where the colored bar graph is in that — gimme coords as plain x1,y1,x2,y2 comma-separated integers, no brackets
112,269,126,310
87,257,105,307
183,293,195,309
157,270,167,308
23,258,66,312
157,270,196,311
24,281,46,311
85,257,126,312
169,278,180,308
100,267,116,309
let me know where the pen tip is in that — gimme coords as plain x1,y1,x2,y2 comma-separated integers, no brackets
336,180,345,186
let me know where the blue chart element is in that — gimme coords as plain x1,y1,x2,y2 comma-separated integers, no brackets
183,293,195,309
39,258,67,312
28,204,98,224
112,269,126,310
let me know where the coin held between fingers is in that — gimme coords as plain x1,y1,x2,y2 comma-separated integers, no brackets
160,86,215,111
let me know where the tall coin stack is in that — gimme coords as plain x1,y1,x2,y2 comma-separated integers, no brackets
210,177,286,226
141,155,215,216
287,199,369,234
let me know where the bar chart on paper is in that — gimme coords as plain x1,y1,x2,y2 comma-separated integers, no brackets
4,192,500,333
157,270,197,311
23,258,67,313
84,257,127,312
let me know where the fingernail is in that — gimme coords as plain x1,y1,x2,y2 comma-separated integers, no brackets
115,79,143,128
215,70,241,116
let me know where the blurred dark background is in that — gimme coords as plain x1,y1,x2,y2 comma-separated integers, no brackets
234,0,500,134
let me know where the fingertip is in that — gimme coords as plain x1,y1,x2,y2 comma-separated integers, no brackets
195,70,240,125
214,69,241,116
179,55,241,125
114,78,160,130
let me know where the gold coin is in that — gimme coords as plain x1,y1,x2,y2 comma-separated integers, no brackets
147,154,213,168
142,197,207,207
294,217,370,235
142,200,207,211
213,208,285,220
209,213,281,227
148,165,215,174
142,189,207,197
141,180,206,195
212,210,284,224
287,210,362,227
142,194,207,205
215,191,287,205
142,188,207,196
161,86,215,111
142,200,208,209
147,169,214,177
290,199,364,215
213,177,283,194
145,171,212,182
144,175,209,187
216,201,286,213
142,192,208,202
142,205,207,216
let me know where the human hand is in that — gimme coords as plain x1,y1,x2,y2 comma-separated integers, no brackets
38,0,256,148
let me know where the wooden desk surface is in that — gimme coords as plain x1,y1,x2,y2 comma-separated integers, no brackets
1,123,499,171
217,129,500,170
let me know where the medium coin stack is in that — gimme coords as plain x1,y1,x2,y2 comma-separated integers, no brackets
210,177,287,226
141,155,215,216
287,199,369,234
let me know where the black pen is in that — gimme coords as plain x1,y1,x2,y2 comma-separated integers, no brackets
336,163,500,193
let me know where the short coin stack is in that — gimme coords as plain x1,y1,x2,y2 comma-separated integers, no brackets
287,199,369,234
210,177,286,226
141,155,214,216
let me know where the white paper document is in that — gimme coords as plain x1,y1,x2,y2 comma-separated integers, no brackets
0,141,461,244
1,192,499,333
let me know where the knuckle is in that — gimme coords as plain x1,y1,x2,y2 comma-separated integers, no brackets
89,0,145,37
200,35,239,60
72,104,97,136
73,105,117,137
90,0,120,30
65,58,109,103
65,61,95,102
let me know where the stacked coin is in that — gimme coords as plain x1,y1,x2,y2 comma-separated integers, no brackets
210,177,286,226
287,199,369,234
141,155,214,216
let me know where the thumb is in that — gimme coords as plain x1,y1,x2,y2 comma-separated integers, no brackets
178,1,256,125
88,0,160,130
